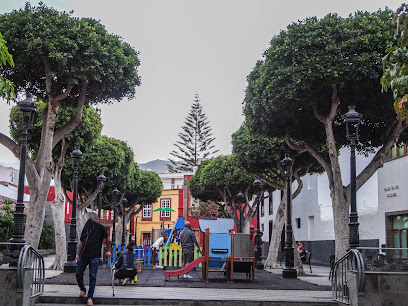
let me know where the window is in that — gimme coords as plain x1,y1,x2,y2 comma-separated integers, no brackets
261,201,264,217
171,178,175,189
308,216,314,240
392,214,408,257
296,218,301,229
261,223,264,232
161,199,171,218
143,203,152,219
269,194,273,215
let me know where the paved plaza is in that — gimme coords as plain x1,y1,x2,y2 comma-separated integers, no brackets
39,255,335,305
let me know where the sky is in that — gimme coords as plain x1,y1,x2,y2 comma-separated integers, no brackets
0,0,402,164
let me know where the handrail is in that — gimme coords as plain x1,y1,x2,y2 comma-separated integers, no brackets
17,245,45,298
330,249,365,304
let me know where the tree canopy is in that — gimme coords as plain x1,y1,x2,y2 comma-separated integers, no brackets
0,32,15,100
243,9,401,257
168,94,218,172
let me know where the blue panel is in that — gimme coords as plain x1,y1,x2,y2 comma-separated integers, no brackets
208,233,231,259
199,218,235,233
175,217,185,230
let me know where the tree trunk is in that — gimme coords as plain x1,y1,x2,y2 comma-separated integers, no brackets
264,198,285,269
49,192,67,270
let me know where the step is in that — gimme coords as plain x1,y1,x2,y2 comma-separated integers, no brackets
36,295,337,305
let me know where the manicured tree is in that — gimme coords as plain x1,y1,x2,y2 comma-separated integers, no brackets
0,3,141,247
232,124,323,271
168,94,218,172
382,4,408,119
244,10,402,259
10,102,102,269
0,32,15,100
189,155,259,233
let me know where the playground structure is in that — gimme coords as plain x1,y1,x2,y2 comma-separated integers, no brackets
164,218,256,282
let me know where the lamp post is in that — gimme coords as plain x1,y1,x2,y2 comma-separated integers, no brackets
96,172,106,219
236,191,244,233
121,197,128,246
111,187,119,251
282,154,297,278
253,178,264,269
343,105,362,249
10,93,37,247
64,147,83,273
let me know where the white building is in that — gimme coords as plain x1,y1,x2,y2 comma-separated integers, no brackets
259,147,407,265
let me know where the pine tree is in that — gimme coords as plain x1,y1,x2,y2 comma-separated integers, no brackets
168,94,218,172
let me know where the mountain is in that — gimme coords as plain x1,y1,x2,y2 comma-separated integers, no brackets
138,159,172,174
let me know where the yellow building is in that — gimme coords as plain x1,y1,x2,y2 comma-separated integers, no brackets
133,189,181,246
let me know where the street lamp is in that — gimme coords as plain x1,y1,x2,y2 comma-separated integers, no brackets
253,178,264,270
10,93,37,246
64,147,83,273
236,191,244,233
111,187,119,251
281,154,297,279
96,172,106,219
121,197,128,246
343,105,362,249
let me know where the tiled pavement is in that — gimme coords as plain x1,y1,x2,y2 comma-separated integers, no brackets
40,255,335,305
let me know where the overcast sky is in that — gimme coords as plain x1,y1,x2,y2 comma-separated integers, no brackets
0,0,401,164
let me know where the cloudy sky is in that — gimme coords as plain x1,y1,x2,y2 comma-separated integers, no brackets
0,0,401,164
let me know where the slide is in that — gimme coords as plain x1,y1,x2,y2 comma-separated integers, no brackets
164,256,206,279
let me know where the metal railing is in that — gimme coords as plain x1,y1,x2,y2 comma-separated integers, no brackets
330,249,365,305
17,245,45,298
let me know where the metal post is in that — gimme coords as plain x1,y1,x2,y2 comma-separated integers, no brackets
256,194,264,269
343,105,362,249
282,154,297,278
10,94,37,249
112,187,119,250
10,129,28,245
64,147,83,273
349,137,359,248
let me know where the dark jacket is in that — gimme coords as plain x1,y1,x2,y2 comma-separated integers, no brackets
116,251,137,271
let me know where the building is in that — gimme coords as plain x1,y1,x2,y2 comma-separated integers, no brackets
259,147,408,265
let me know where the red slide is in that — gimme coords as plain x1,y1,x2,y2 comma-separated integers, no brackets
164,256,206,279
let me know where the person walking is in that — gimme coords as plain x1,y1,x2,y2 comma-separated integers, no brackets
180,221,201,278
75,210,111,306
114,242,138,285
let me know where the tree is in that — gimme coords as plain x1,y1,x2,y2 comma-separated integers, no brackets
232,124,323,271
243,10,401,259
0,3,141,248
168,94,218,172
189,155,259,233
0,32,15,100
382,4,408,119
10,102,102,269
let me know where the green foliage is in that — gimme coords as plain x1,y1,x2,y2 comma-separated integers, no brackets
0,2,140,103
127,169,162,205
232,124,323,186
0,32,15,101
189,155,254,203
382,4,408,120
168,94,218,173
0,200,14,242
38,221,55,249
244,9,398,152
0,199,55,248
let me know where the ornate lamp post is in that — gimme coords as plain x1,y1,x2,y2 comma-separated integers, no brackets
253,178,264,269
96,172,106,219
236,191,245,233
282,154,297,278
64,147,83,273
111,187,119,251
121,197,128,246
10,93,37,246
343,105,362,249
